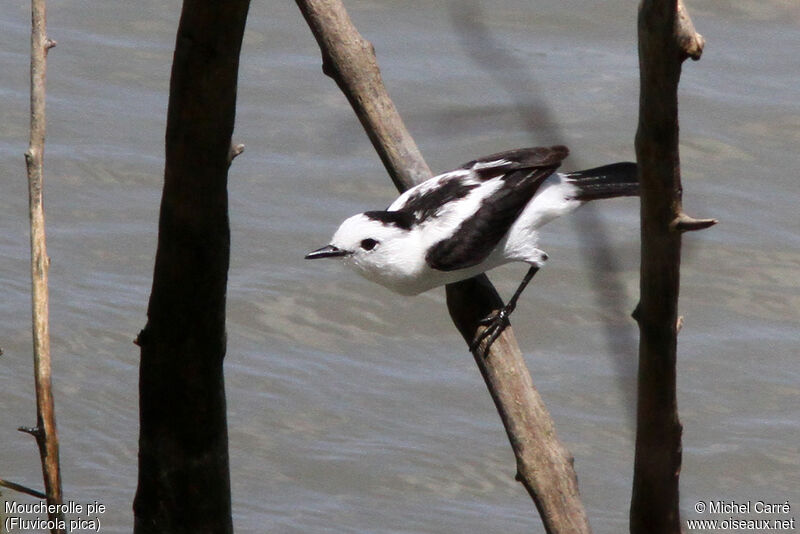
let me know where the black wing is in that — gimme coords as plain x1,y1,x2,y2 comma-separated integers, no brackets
425,146,568,271
392,174,481,223
389,145,569,224
459,145,569,179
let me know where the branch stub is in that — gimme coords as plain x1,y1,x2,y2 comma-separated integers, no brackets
670,213,718,233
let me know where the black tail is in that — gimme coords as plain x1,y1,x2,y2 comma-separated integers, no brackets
565,162,638,201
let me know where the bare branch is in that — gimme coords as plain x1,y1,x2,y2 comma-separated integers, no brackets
134,2,250,531
296,1,590,532
25,0,65,531
676,0,704,60
18,425,43,438
446,278,590,533
227,142,245,165
0,478,48,500
295,0,431,191
670,212,717,232
631,0,709,532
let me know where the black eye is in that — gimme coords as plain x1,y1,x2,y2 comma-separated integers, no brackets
360,238,378,251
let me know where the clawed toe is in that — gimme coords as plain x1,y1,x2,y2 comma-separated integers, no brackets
476,316,492,327
469,308,511,356
467,266,538,357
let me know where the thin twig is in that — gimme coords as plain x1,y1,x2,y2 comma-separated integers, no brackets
0,478,48,500
24,0,64,531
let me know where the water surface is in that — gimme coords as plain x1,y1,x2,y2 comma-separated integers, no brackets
1,1,798,532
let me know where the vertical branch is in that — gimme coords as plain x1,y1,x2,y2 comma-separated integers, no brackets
631,0,714,533
295,1,590,532
133,1,250,532
23,0,64,531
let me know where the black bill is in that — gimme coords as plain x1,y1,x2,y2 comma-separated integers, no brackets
304,245,350,259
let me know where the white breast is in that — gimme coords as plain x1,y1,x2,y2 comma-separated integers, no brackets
502,173,582,264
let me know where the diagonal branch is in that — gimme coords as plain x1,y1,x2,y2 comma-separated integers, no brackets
0,478,48,500
295,1,590,532
295,0,430,191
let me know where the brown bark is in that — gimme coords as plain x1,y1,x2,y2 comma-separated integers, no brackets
295,0,431,190
295,1,589,532
630,1,715,533
22,0,64,531
446,279,589,534
133,1,250,532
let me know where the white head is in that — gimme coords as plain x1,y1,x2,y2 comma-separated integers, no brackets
305,211,424,293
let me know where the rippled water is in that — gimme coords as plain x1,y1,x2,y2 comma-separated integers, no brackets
1,1,798,532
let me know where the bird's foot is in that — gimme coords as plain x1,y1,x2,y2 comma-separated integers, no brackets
469,306,512,357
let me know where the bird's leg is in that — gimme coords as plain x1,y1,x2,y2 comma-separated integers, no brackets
470,266,540,356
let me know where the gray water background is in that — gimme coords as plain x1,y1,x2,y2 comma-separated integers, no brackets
1,1,798,532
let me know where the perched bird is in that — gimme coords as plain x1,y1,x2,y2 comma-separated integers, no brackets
306,145,637,354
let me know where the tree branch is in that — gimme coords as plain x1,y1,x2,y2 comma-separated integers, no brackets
446,279,590,534
227,142,246,165
133,1,250,532
676,0,704,61
295,0,431,191
0,478,48,500
670,212,717,233
631,1,712,532
24,1,64,531
295,1,590,532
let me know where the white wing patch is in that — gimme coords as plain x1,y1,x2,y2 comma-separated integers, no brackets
469,158,510,170
412,176,505,249
387,169,476,212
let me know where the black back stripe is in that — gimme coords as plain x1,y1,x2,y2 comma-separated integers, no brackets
461,145,569,178
398,178,479,222
425,166,560,271
363,210,415,230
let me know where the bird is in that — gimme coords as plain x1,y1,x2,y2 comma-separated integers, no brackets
305,145,638,355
